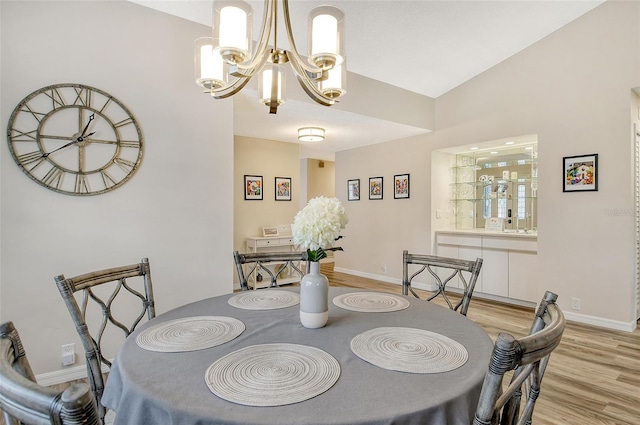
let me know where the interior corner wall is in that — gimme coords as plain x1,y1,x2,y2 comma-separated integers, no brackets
233,137,301,265
1,1,234,375
305,159,335,201
336,0,640,329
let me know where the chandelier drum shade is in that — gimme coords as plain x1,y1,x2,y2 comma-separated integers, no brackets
195,0,346,114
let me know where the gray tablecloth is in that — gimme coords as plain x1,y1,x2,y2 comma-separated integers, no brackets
102,288,493,425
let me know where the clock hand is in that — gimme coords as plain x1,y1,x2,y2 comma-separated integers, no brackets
42,113,96,157
42,131,96,158
78,131,95,141
79,113,95,137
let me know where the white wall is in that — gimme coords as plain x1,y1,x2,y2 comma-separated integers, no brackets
336,0,640,330
1,1,234,374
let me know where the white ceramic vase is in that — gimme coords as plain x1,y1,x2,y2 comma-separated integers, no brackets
299,261,329,328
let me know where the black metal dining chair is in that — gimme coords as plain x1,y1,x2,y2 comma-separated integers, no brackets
0,321,101,425
473,291,566,425
54,258,156,425
402,250,483,316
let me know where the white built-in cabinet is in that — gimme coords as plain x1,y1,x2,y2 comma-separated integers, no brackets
435,231,538,303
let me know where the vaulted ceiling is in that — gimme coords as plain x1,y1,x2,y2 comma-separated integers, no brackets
130,0,604,158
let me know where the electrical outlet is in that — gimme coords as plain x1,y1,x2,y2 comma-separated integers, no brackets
381,265,387,275
61,343,75,366
570,298,581,311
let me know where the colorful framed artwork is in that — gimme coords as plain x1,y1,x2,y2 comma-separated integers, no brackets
394,173,410,199
275,177,292,201
369,177,383,200
563,154,598,192
244,175,263,200
347,179,360,201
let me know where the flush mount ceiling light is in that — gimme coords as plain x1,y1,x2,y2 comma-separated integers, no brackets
195,0,346,114
298,127,325,142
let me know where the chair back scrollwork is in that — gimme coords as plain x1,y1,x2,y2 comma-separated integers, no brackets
402,250,483,315
234,251,308,290
54,258,155,424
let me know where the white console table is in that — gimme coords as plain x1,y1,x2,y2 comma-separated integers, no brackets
245,236,301,288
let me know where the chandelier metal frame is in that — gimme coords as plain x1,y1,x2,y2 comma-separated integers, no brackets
196,0,345,114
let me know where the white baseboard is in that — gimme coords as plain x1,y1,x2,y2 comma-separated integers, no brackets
37,362,110,387
333,267,402,286
333,268,637,332
563,311,637,332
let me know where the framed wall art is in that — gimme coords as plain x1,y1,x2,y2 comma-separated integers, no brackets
563,154,598,192
244,175,263,200
394,173,410,199
347,179,360,201
262,226,279,237
369,177,383,200
275,177,292,201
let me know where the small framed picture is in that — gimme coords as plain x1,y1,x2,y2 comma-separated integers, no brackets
262,226,279,237
275,177,291,201
244,175,263,200
369,177,383,200
563,154,598,192
347,179,360,201
394,173,410,199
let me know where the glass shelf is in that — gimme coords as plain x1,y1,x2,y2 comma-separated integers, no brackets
450,158,536,170
450,178,538,187
478,158,536,169
450,197,538,203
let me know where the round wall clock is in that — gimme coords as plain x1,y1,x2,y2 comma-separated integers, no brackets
6,83,143,196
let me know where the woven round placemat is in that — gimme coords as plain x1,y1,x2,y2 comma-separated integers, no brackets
136,316,245,352
332,292,410,312
205,343,341,407
350,327,468,373
228,289,300,310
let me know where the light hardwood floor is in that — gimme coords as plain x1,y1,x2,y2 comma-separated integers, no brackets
5,265,638,425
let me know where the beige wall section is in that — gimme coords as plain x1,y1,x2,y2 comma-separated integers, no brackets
335,136,429,283
336,1,640,329
1,1,234,374
305,159,335,201
431,151,456,233
233,137,301,256
332,73,435,131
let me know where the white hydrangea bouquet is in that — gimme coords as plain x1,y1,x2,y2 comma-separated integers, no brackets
292,196,349,262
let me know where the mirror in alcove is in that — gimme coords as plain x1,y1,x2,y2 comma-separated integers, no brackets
434,135,538,233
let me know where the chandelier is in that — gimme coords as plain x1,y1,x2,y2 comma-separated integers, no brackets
195,0,346,114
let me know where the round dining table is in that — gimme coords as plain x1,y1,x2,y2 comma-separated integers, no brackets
102,287,494,425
